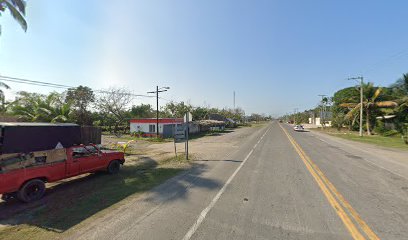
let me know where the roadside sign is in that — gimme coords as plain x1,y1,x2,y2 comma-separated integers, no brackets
184,112,193,123
174,124,186,143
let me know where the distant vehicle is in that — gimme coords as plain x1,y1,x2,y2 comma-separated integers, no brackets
293,125,304,131
0,144,125,202
279,120,283,123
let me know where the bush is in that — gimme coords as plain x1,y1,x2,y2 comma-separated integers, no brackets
374,120,386,135
382,130,399,137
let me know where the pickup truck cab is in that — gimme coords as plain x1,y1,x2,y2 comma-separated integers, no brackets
0,144,125,202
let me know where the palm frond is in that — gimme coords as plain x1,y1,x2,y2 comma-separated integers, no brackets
9,0,25,14
372,88,382,101
4,0,27,31
375,101,398,108
344,104,361,120
0,81,10,89
52,115,68,123
38,107,52,115
340,103,358,108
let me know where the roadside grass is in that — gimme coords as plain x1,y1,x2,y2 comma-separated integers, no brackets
0,155,191,240
315,128,408,150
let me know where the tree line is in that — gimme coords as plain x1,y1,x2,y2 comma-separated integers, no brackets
285,73,408,137
0,85,269,132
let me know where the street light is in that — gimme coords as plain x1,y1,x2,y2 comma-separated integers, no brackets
147,86,170,138
348,76,364,137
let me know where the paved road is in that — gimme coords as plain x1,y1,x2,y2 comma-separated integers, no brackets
70,122,408,240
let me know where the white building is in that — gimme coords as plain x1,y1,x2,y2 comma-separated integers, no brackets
130,118,184,137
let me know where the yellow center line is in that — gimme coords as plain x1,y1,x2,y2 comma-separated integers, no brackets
279,123,379,240
289,134,380,240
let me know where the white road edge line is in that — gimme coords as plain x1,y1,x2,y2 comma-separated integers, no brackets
181,127,270,240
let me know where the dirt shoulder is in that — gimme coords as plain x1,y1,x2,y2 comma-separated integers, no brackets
0,125,263,240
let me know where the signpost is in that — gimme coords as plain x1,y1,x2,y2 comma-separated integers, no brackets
184,112,192,160
173,112,192,160
173,123,185,157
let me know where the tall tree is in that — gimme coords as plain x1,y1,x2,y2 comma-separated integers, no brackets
95,88,133,132
130,104,154,118
66,86,95,125
0,0,27,33
162,101,193,118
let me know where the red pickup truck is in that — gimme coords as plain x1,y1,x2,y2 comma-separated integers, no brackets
0,144,125,202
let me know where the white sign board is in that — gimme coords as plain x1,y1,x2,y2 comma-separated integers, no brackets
184,112,193,123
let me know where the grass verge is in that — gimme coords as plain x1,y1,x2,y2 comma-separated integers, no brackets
0,155,191,240
315,128,408,150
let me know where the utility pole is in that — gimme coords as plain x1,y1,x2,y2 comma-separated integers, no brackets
233,91,236,109
293,108,298,124
348,76,364,137
318,94,327,127
147,86,170,138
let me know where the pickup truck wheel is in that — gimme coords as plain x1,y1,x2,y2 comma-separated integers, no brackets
17,179,46,203
107,160,121,174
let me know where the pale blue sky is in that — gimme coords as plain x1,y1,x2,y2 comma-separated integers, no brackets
1,0,408,116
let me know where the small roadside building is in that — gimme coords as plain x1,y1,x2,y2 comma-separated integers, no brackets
376,115,397,130
129,118,184,137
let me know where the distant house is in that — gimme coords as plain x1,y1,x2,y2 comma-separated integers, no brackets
129,118,183,137
376,115,397,130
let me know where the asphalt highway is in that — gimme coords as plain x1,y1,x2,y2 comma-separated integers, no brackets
70,121,408,240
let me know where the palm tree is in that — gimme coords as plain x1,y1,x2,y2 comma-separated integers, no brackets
11,92,51,121
0,0,27,33
51,102,72,123
391,73,408,97
340,83,398,135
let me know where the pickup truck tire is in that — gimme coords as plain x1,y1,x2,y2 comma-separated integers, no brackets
107,160,121,174
17,179,46,203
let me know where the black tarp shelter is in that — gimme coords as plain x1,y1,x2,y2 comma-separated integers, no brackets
0,123,101,154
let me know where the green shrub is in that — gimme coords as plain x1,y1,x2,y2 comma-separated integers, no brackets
374,120,386,135
382,130,399,137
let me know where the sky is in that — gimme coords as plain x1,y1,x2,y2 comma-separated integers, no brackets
1,0,408,116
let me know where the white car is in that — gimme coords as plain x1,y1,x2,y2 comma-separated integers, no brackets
293,125,304,131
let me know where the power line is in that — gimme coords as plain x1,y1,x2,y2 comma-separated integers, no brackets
0,75,155,98
361,49,408,74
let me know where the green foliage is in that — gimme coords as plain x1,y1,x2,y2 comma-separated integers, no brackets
95,88,133,133
382,130,399,137
161,101,193,118
0,81,10,112
373,120,386,135
0,0,27,33
66,86,95,125
336,82,397,135
9,91,72,123
331,111,346,130
130,104,154,118
191,107,209,120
